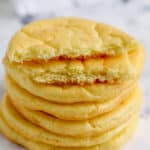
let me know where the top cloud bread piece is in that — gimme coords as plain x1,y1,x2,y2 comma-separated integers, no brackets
6,17,140,62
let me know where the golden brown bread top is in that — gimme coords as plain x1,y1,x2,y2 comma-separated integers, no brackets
6,17,140,62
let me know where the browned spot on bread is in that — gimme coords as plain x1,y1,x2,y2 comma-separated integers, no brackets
18,54,108,65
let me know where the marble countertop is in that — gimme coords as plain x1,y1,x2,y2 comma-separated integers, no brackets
0,0,150,149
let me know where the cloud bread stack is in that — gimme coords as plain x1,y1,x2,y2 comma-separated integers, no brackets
0,18,145,150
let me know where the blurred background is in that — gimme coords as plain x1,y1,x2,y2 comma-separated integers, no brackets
0,0,150,149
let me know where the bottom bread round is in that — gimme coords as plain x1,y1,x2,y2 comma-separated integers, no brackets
0,95,139,150
0,109,138,150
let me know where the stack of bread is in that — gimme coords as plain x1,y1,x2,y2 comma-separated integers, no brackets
0,18,145,150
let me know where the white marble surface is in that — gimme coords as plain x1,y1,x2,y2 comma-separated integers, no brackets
0,0,150,150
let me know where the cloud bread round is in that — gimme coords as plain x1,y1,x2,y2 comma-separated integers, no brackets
0,108,138,150
9,86,141,137
7,17,140,62
5,75,136,120
5,65,138,103
1,96,138,147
